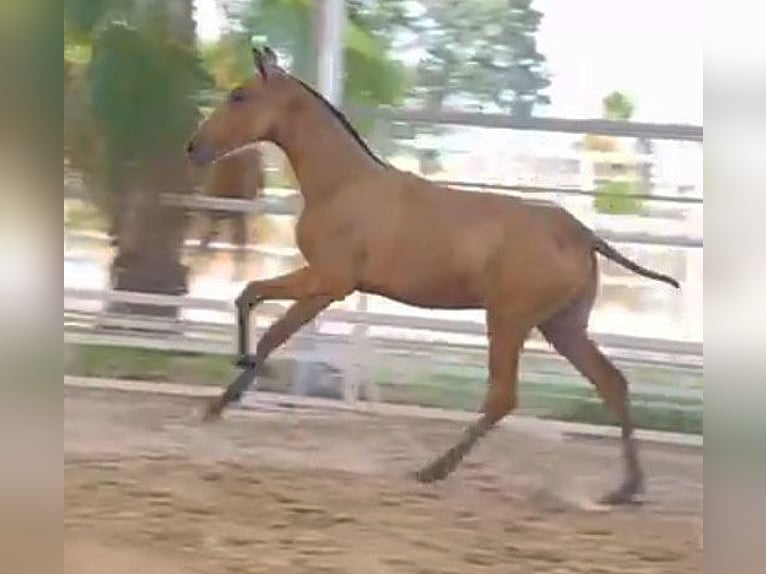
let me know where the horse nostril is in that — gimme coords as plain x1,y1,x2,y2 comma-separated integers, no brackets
186,140,195,154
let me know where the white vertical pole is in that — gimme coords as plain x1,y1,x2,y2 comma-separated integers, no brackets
294,0,358,402
315,0,375,406
316,0,346,105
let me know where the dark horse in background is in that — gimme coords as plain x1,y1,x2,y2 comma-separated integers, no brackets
195,145,266,280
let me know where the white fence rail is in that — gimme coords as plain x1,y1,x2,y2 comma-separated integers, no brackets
64,287,702,358
162,191,703,249
67,191,703,251
64,287,703,416
351,107,703,141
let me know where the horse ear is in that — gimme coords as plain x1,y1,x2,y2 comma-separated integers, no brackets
253,46,278,79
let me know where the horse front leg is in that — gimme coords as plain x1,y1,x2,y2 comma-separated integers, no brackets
203,265,352,421
232,266,353,365
203,295,333,421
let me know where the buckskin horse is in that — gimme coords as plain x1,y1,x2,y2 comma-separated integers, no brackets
186,46,680,505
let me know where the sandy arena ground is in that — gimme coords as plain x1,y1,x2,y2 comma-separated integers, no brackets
65,386,702,573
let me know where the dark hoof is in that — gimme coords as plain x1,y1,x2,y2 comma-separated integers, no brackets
413,463,448,484
201,397,225,423
413,469,436,484
598,479,646,506
598,491,645,506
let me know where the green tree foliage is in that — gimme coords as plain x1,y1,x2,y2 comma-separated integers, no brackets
344,0,551,112
405,0,551,116
342,0,552,168
222,0,316,80
208,1,549,167
217,0,406,112
200,33,257,92
65,1,211,160
87,22,209,163
602,90,635,121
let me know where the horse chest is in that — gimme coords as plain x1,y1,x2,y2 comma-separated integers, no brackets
294,209,357,263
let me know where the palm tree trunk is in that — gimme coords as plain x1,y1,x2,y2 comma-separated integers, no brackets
108,157,191,320
108,1,197,320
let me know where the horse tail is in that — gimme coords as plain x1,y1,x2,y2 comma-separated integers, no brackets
592,236,680,289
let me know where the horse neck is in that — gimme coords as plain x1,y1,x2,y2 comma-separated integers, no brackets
270,95,383,204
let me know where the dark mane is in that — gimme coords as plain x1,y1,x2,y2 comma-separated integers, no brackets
295,79,388,167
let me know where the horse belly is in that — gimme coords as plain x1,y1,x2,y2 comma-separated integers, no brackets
357,204,490,308
360,269,484,309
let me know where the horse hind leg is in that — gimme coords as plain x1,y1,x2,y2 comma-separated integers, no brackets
539,288,645,505
415,311,528,483
199,211,224,251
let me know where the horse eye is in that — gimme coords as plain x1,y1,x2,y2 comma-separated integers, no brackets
229,88,246,103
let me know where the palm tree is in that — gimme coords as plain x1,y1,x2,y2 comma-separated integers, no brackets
65,0,212,316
